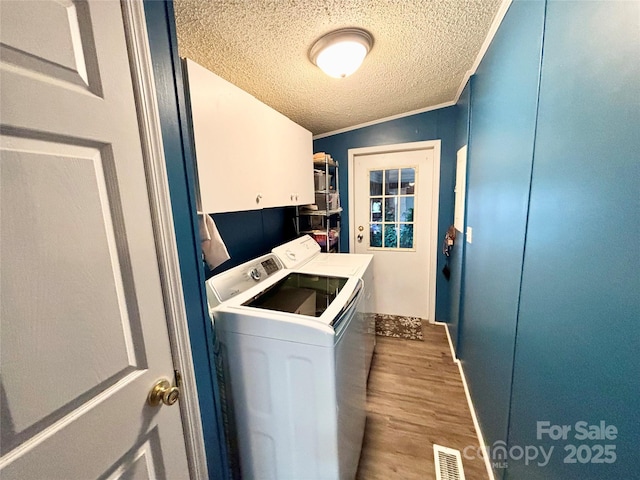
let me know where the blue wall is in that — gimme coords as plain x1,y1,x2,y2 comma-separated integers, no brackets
448,81,472,351
205,207,297,278
314,107,457,322
144,2,228,478
457,2,545,474
505,1,640,478
454,1,640,479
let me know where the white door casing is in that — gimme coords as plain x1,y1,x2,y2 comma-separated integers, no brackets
454,146,468,233
0,1,205,478
349,141,440,321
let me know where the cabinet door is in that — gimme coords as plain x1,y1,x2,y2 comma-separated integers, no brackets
186,58,313,213
261,108,314,208
287,121,315,206
186,59,264,213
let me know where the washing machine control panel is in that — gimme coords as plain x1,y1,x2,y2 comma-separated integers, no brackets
260,258,279,275
208,253,284,303
248,257,280,282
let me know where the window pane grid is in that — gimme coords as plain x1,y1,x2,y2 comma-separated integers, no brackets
368,167,416,250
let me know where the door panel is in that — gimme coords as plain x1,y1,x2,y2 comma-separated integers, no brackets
353,147,437,319
1,136,144,453
0,0,99,91
0,1,189,478
104,434,164,480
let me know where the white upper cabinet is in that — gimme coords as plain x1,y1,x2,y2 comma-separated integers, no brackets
262,104,315,208
184,58,313,213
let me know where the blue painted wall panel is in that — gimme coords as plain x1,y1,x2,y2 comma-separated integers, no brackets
206,207,296,278
314,107,457,321
505,2,640,478
457,3,545,476
448,81,471,352
144,2,228,477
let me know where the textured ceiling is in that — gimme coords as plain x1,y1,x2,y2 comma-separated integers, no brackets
174,0,502,136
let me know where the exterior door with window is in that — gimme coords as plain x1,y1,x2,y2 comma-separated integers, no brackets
351,142,440,319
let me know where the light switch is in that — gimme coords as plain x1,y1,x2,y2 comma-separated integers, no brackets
466,226,473,244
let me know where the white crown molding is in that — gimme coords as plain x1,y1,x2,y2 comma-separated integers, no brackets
313,101,455,140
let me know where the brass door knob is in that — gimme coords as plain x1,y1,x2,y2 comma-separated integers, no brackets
148,379,180,407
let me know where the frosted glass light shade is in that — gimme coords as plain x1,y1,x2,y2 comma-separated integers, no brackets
316,41,368,78
310,28,373,79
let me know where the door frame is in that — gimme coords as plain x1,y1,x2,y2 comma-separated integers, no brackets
123,2,207,478
348,140,441,322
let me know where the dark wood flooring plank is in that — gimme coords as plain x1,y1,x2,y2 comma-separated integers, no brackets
356,323,489,480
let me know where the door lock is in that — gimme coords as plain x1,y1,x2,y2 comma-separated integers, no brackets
357,234,363,243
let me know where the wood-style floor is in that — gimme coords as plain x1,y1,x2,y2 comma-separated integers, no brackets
356,322,489,480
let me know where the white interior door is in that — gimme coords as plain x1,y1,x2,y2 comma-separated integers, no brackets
351,142,440,320
0,1,190,478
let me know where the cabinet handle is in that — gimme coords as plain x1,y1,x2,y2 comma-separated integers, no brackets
290,194,295,201
256,194,262,204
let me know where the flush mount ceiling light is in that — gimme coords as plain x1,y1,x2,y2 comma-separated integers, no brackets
309,28,373,79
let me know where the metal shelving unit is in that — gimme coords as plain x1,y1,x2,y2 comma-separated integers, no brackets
296,153,341,252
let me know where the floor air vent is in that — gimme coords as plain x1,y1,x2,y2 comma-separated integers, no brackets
434,444,466,480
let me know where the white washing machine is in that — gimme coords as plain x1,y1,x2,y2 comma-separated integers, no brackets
272,235,376,373
206,252,367,480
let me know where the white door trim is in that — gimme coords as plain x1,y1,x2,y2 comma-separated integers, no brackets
122,3,208,479
348,140,441,322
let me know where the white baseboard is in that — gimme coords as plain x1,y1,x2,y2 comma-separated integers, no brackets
435,322,496,480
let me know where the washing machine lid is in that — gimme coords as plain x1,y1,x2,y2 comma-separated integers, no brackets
296,255,359,276
216,270,362,334
243,272,348,318
272,235,320,269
